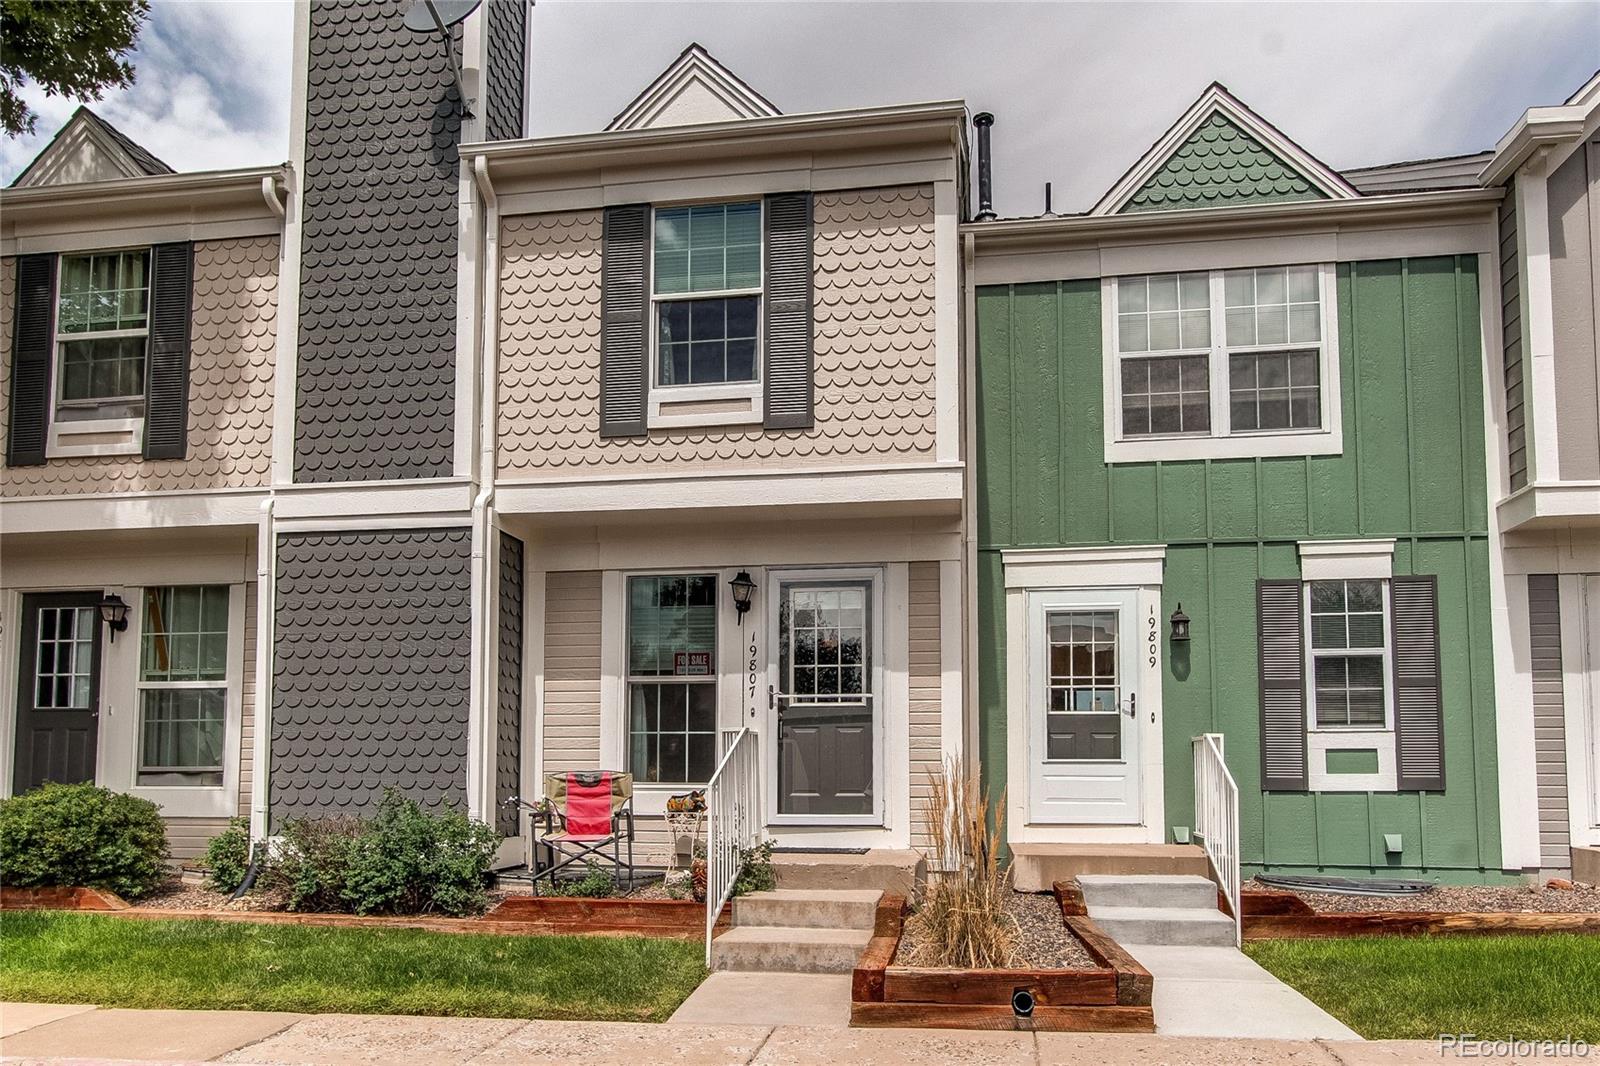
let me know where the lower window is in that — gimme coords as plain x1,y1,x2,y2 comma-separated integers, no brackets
1307,579,1388,729
1121,355,1210,436
137,586,228,786
626,574,718,784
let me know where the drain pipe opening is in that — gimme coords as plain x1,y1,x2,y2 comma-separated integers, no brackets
1011,987,1035,1018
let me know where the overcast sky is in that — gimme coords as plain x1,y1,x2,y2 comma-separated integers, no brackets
3,1,1595,215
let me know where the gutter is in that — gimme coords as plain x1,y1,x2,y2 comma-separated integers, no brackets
0,164,289,210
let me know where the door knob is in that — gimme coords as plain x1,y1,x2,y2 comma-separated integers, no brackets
1125,693,1137,719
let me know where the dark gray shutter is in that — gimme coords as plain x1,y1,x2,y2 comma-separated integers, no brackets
1392,575,1444,791
763,191,814,430
599,204,649,438
6,254,57,468
143,242,194,460
1258,580,1308,791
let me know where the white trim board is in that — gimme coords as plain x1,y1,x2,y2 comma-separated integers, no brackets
1298,539,1396,581
1001,546,1166,589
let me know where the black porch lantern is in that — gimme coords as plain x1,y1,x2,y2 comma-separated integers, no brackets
98,593,130,642
1169,604,1191,643
728,571,757,617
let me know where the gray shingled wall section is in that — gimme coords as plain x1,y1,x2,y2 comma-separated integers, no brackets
495,532,525,836
271,529,472,821
484,0,527,143
295,0,461,482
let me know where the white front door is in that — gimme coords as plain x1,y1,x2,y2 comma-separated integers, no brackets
1026,588,1142,824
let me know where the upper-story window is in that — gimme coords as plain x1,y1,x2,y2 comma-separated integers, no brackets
1103,263,1341,462
56,249,150,414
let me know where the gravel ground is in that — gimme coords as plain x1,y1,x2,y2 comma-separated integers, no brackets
1250,877,1600,913
129,877,290,912
895,891,1098,970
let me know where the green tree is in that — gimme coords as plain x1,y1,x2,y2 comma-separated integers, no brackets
1,0,150,138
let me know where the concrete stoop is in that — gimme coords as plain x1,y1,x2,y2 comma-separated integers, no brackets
1011,843,1210,891
711,888,881,974
771,849,924,895
1080,873,1237,948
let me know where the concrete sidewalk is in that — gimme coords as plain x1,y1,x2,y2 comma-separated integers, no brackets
0,1002,1453,1065
1126,944,1361,1040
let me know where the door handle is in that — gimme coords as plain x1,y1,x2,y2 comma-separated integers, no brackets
1125,693,1137,719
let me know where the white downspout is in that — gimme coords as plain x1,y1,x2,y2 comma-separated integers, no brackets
468,155,501,824
249,496,275,842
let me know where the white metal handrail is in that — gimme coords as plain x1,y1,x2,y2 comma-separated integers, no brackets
1192,733,1241,947
705,727,760,965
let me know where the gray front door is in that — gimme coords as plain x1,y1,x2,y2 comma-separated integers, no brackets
13,592,103,793
775,579,875,819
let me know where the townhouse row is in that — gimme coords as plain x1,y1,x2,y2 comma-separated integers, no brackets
2,0,1596,884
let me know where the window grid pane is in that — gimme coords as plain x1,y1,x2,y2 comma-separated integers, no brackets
657,296,758,386
1224,265,1320,348
57,251,150,334
141,586,230,682
34,606,95,709
626,574,718,784
140,688,226,770
1117,272,1210,354
784,587,868,700
59,336,146,402
1121,355,1210,436
1309,579,1388,729
654,202,761,295
1045,611,1119,715
1228,351,1321,432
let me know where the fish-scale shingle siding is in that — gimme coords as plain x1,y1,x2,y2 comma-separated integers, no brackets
1,239,278,496
1123,113,1325,213
294,0,460,482
496,533,525,836
270,529,472,820
483,0,527,142
496,185,938,475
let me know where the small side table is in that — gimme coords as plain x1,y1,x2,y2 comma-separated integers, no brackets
664,808,705,884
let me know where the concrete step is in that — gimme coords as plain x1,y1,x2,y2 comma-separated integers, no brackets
1011,843,1209,891
1077,873,1219,910
771,849,925,895
1089,904,1238,948
710,924,873,974
731,889,882,930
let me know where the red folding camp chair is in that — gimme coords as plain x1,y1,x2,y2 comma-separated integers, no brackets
519,770,635,892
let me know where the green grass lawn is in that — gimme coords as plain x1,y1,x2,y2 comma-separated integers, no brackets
1247,935,1600,1041
0,912,706,1022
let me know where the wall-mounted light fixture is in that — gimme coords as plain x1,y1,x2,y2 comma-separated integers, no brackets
728,571,756,617
97,593,130,643
1169,604,1191,643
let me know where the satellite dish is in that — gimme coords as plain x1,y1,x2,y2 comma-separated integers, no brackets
403,0,481,32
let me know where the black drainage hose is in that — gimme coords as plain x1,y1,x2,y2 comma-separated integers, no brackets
228,846,266,902
1011,987,1035,1019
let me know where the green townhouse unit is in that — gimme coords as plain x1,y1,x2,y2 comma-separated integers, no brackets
969,84,1517,888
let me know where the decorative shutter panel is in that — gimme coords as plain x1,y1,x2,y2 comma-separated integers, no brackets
599,204,649,438
1391,575,1444,791
763,191,814,430
143,242,194,460
1257,579,1308,791
6,254,57,468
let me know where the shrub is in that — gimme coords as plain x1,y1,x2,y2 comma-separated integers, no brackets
902,759,1017,968
0,782,169,899
340,789,499,916
732,840,776,896
203,817,252,893
272,814,362,912
549,861,618,898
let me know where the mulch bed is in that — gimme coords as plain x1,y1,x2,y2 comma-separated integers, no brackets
894,891,1095,969
1250,877,1600,914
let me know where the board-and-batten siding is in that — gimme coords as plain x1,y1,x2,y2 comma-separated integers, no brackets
1528,575,1571,871
165,580,257,863
908,562,943,851
1500,184,1527,491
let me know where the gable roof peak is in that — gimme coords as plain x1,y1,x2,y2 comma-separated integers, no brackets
1091,82,1358,216
606,42,781,132
9,105,173,189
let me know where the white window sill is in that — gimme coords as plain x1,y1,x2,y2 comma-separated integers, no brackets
648,383,763,430
1307,729,1396,793
127,784,237,819
46,416,143,459
1104,426,1342,465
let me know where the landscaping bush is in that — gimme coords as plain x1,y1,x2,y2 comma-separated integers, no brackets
340,790,499,917
202,817,252,893
271,814,362,913
548,861,618,899
0,782,169,899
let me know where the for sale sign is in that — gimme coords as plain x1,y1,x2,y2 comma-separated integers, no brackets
674,651,712,676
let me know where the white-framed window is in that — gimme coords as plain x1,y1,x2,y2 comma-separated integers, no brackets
1102,263,1341,462
137,585,228,787
55,249,151,414
649,201,763,427
1305,578,1392,732
625,573,720,785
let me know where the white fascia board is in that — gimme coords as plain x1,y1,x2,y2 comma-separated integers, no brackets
0,488,269,534
1001,545,1167,589
1481,102,1596,188
269,477,476,524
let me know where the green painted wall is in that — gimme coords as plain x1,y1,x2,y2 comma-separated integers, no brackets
976,257,1506,879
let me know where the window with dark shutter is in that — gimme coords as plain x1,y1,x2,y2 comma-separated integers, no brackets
1257,579,1308,791
143,242,194,460
599,204,650,438
1391,575,1444,791
762,191,813,430
5,253,56,467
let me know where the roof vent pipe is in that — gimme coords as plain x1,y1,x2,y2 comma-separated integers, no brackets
973,112,996,221
1043,181,1054,217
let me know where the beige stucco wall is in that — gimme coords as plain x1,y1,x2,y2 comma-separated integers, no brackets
497,185,938,478
1,237,279,497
